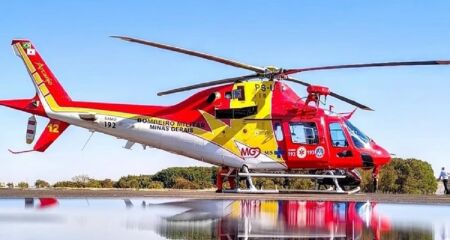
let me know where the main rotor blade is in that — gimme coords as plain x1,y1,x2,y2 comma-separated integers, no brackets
284,76,311,87
111,36,266,73
284,60,450,75
285,77,373,110
157,74,259,96
328,92,373,111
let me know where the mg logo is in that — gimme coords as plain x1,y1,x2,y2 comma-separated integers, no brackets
240,147,261,158
235,141,261,158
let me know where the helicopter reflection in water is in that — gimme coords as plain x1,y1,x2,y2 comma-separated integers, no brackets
1,198,441,240
143,199,391,240
24,197,59,209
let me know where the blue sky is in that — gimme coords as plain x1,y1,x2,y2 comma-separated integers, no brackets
0,1,449,183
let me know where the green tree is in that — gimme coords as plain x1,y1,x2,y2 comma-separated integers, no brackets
260,179,275,189
35,179,50,188
72,175,90,187
152,167,215,189
172,177,200,189
360,169,373,192
378,163,398,193
115,175,151,189
289,178,315,190
127,179,139,189
100,179,114,188
53,181,78,188
6,182,14,188
114,175,131,188
401,158,437,194
136,175,156,189
360,158,437,194
85,179,102,188
17,182,29,189
147,181,164,189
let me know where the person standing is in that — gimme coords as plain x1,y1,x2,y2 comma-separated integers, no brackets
438,167,449,194
216,167,236,193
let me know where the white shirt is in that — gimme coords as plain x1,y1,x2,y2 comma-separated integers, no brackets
440,170,448,180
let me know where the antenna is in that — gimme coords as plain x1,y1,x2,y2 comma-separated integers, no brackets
81,130,95,151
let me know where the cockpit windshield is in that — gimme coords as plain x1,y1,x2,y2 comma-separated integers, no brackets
345,120,370,148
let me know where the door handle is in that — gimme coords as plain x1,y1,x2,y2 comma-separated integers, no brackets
337,150,353,158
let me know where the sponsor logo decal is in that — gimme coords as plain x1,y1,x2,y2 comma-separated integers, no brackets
315,146,325,158
22,42,31,49
234,141,262,159
26,48,36,56
22,42,35,55
274,148,285,158
297,146,307,159
36,63,53,85
240,147,261,158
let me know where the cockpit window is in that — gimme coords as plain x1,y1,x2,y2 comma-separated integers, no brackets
289,122,318,144
329,122,348,147
345,120,370,148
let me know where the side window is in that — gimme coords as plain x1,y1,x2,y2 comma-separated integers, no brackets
329,122,348,147
215,106,257,119
274,123,284,141
289,122,318,144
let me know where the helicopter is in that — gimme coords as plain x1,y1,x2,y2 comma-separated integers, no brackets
1,37,449,194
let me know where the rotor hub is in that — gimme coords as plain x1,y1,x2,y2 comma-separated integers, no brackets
264,66,280,73
307,85,331,96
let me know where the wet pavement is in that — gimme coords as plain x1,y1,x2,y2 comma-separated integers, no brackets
0,197,449,239
2,189,450,204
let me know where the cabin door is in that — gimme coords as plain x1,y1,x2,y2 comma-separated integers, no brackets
327,122,355,168
283,120,328,168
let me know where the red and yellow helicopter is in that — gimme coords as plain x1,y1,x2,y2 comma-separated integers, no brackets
2,37,449,193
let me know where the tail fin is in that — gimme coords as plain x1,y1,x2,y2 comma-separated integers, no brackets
4,40,72,153
11,40,71,108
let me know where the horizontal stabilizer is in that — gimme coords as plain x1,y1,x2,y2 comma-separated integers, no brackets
34,119,69,152
8,119,69,154
0,95,46,117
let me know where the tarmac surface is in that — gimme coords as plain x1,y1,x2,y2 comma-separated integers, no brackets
1,188,450,205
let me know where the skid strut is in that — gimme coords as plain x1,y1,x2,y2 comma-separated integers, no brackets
326,170,344,193
242,166,257,191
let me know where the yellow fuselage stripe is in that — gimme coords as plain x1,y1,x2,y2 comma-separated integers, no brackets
16,43,36,74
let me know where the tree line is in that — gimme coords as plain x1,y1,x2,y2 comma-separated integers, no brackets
0,158,438,194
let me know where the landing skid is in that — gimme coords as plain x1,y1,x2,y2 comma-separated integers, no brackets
223,187,360,194
223,189,279,194
279,186,361,195
220,168,361,195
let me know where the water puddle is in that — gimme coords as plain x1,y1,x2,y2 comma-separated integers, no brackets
0,198,449,239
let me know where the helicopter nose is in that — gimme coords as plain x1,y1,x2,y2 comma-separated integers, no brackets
371,143,391,166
